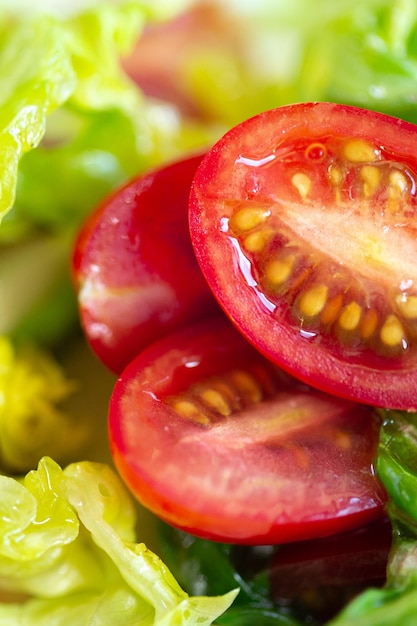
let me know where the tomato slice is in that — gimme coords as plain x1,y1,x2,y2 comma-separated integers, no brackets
109,316,386,545
72,153,218,373
189,102,417,410
269,517,392,621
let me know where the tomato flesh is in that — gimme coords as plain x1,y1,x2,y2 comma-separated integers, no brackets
189,102,417,409
72,153,218,373
109,316,386,545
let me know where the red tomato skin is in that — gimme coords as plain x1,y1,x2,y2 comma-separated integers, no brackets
189,102,417,410
72,153,219,373
109,316,386,545
270,517,392,621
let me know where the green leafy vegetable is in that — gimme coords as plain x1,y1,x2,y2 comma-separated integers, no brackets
0,233,77,344
0,457,237,625
0,0,211,237
157,523,305,625
0,337,86,472
0,15,74,222
377,410,417,521
183,0,417,125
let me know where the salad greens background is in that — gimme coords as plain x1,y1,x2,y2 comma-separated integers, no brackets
1,0,417,624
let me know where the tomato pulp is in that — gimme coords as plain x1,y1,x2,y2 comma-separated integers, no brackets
189,102,417,410
73,153,218,373
109,317,386,545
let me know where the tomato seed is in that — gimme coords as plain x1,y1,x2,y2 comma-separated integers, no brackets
199,388,232,416
170,398,210,425
380,315,406,348
360,165,381,197
229,207,270,233
389,170,408,195
266,255,295,286
396,294,417,319
329,165,343,185
291,172,311,198
298,284,328,318
332,429,352,450
227,370,263,404
243,229,274,253
338,302,362,331
343,139,379,163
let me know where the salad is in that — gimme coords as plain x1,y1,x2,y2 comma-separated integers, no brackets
2,1,417,625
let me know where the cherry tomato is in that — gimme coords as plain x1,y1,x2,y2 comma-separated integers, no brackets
72,153,218,373
109,316,386,545
269,517,392,621
189,102,417,410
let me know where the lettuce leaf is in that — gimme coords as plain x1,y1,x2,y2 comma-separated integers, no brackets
376,410,417,527
0,14,75,222
0,457,238,625
157,522,304,625
0,336,88,473
0,1,210,237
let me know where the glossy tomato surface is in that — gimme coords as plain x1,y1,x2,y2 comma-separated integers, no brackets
269,517,392,621
73,153,218,373
109,316,386,545
189,102,417,410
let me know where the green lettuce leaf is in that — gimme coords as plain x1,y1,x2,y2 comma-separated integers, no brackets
0,337,88,472
376,409,417,520
0,0,211,237
0,457,237,625
0,14,75,222
157,523,304,625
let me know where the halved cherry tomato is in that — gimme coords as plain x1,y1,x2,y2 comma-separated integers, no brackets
189,102,417,410
269,516,392,621
72,153,218,373
109,316,386,545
